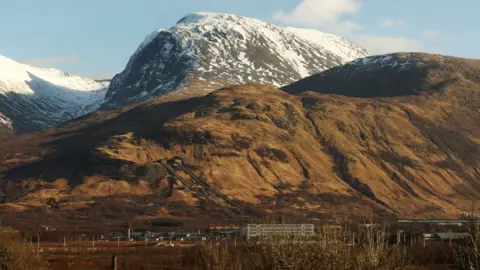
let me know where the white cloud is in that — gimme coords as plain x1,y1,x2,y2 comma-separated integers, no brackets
431,47,445,54
74,70,118,80
25,56,78,68
379,18,407,28
423,29,441,39
352,34,424,54
273,0,360,29
273,0,430,54
327,20,364,35
89,71,118,80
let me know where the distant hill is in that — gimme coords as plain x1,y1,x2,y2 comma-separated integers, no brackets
0,55,109,134
283,53,480,97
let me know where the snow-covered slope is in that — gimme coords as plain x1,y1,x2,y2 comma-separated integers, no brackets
104,12,368,108
0,55,109,133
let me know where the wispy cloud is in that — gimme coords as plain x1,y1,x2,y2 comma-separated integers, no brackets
273,0,361,33
431,47,444,54
423,29,441,39
352,34,424,54
379,18,407,28
87,71,118,80
24,56,78,68
273,0,428,54
68,70,118,80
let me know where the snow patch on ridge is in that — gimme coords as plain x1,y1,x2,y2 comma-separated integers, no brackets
285,27,365,64
346,54,416,71
0,113,12,129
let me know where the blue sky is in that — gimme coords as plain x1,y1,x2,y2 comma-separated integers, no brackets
0,0,477,79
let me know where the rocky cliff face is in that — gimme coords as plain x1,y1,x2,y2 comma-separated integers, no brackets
104,12,368,108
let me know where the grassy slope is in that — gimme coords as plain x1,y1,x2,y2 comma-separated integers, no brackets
0,53,479,229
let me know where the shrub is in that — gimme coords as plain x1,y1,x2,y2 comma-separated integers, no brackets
193,221,411,270
0,226,47,270
453,222,480,269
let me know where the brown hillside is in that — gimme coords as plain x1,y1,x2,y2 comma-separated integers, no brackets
283,53,480,98
0,53,479,230
0,128,12,140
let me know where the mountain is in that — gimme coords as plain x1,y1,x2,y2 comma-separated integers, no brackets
0,55,109,133
0,53,478,230
103,12,368,108
0,12,368,134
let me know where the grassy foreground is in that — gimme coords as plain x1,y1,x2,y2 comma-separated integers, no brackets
0,227,47,269
3,221,480,269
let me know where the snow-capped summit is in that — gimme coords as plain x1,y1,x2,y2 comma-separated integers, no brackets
104,12,368,108
0,55,109,133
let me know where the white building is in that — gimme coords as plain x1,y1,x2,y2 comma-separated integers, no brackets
241,224,315,240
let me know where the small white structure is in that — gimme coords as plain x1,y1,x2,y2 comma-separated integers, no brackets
241,224,315,240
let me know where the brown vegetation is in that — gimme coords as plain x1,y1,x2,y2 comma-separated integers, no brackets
39,219,459,270
453,223,480,269
193,229,410,270
0,226,47,269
